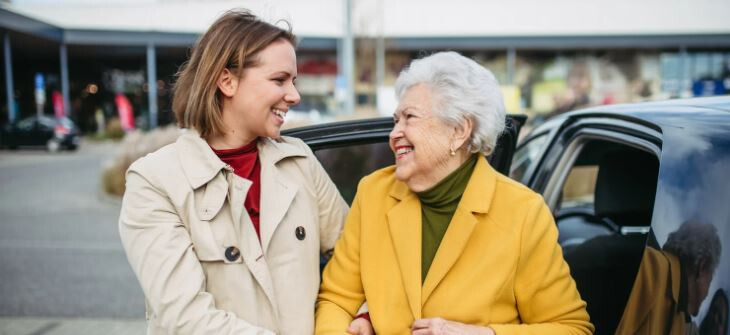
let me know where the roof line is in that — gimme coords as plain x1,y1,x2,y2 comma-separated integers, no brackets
0,7,62,42
389,34,730,50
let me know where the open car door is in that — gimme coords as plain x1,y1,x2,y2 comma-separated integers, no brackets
283,115,525,205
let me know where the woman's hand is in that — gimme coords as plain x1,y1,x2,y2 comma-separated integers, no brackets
347,317,374,335
412,318,495,335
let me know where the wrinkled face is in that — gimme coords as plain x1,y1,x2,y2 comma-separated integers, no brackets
229,39,300,139
689,268,715,316
389,84,455,189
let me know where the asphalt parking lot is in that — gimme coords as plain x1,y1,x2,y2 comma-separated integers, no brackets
0,142,146,334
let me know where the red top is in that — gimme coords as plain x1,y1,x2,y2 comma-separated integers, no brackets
212,140,262,240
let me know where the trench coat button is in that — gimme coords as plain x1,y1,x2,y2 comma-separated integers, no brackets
224,246,240,262
295,226,306,240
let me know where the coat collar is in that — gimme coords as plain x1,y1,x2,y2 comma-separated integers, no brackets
386,156,497,319
388,155,494,214
176,129,307,189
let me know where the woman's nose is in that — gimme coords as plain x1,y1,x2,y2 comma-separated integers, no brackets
285,84,301,105
389,120,403,140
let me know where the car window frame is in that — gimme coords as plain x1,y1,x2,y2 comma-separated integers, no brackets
283,115,525,177
528,116,662,194
542,129,661,213
510,130,550,184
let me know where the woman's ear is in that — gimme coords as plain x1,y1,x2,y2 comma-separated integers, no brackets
452,117,474,149
217,68,238,98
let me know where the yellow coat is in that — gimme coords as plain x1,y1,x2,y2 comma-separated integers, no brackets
615,248,689,334
316,157,593,334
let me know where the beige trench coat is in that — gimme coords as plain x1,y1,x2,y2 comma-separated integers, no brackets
119,129,348,335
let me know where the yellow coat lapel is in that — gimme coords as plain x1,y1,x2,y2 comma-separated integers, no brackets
422,157,495,303
387,180,423,320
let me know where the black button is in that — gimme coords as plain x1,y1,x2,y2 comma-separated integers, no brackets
224,246,240,262
295,226,306,240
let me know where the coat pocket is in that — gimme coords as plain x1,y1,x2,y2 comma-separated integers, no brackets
188,219,243,264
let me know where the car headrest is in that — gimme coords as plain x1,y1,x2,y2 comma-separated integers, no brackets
594,150,659,227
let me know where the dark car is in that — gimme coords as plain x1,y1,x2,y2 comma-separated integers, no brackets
284,95,730,335
0,115,80,151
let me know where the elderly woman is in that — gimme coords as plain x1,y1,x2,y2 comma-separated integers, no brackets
315,51,593,334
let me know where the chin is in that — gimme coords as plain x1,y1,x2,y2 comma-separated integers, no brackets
394,167,409,182
264,127,281,139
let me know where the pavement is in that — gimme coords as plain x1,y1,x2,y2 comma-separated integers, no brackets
0,141,146,334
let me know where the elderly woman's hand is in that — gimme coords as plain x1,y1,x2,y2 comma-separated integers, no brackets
412,318,495,335
347,317,374,335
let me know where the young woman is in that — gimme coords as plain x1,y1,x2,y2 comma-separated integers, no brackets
119,10,369,334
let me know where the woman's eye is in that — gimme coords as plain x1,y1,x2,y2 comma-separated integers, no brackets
273,78,285,85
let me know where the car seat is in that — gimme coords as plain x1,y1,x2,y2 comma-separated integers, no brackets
563,150,659,335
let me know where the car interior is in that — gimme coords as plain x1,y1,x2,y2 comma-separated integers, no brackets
554,139,660,334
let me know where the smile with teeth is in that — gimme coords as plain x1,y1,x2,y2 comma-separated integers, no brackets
272,108,286,118
395,146,414,158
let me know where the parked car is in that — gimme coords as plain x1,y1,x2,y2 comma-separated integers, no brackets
284,95,730,335
0,115,80,151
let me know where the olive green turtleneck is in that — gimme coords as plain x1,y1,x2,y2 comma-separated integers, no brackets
416,153,479,283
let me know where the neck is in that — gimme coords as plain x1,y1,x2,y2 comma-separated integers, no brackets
208,103,257,150
406,149,471,192
207,131,257,150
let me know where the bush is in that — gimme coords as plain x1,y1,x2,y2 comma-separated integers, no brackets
106,117,125,140
101,125,182,196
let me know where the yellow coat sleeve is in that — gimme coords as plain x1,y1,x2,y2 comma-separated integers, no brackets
315,187,366,334
490,197,594,335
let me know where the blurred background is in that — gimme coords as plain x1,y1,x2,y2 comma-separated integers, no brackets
0,0,728,334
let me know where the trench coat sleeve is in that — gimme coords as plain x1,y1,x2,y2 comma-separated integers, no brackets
315,185,365,334
489,197,594,335
119,168,274,335
302,143,348,253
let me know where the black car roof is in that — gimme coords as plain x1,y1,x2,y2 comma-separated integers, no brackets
573,95,730,114
527,96,730,136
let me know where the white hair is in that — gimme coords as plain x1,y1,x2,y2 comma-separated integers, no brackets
394,51,506,156
663,220,722,274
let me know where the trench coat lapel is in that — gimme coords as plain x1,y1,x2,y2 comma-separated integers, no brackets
387,181,423,320
422,156,495,303
258,138,307,254
176,129,226,190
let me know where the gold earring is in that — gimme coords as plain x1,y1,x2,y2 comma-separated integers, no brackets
450,146,456,156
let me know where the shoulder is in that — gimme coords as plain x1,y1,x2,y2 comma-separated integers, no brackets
357,165,398,194
492,172,545,210
267,135,311,154
128,142,179,175
278,135,308,148
126,142,184,187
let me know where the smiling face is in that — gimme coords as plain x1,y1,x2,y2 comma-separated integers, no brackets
216,38,300,147
389,84,468,192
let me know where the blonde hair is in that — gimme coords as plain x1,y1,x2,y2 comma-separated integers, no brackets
172,9,296,139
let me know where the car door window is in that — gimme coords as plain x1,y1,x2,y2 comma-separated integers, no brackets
37,117,56,131
17,118,35,131
545,136,659,335
509,132,548,183
314,142,394,205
